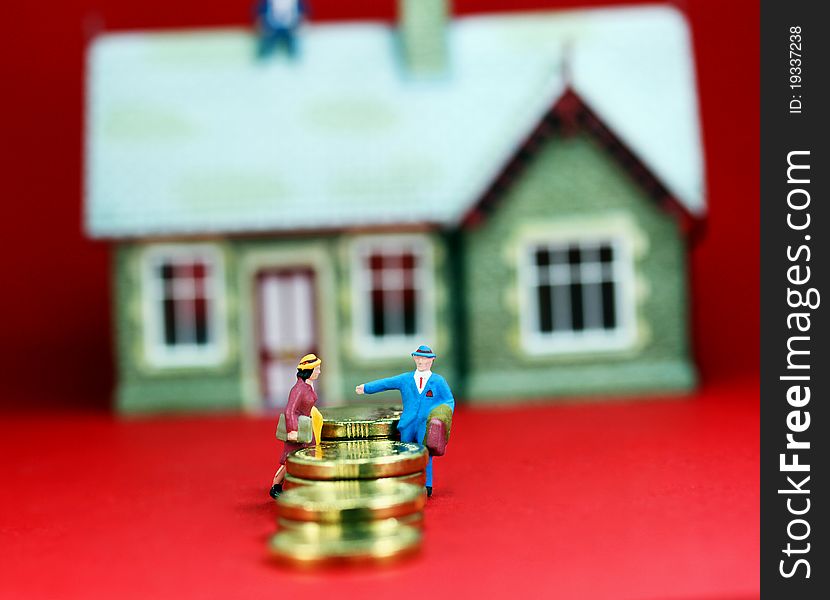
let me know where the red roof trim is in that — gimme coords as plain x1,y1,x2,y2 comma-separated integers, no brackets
461,88,705,243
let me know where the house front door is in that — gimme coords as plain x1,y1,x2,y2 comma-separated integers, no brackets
255,268,319,412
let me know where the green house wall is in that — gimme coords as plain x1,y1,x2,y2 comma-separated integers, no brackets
113,242,243,413
461,133,696,402
113,233,456,414
113,133,694,413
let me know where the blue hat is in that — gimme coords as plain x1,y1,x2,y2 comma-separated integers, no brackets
411,345,436,358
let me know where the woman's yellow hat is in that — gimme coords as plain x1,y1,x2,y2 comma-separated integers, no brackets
297,353,322,370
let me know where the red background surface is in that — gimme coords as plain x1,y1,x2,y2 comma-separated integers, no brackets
1,1,759,598
2,383,759,599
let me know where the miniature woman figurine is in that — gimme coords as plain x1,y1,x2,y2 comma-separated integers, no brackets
270,353,322,499
356,345,454,497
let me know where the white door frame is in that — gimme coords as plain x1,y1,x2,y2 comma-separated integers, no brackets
237,244,344,414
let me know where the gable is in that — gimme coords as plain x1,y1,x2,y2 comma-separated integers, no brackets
464,89,700,237
469,131,685,240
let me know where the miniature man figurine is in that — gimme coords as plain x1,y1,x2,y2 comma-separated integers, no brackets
356,345,454,497
270,353,322,499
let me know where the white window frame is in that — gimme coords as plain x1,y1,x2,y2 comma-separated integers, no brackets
518,233,637,355
351,235,436,358
141,244,228,368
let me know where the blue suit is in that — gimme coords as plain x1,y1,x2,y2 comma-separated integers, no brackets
363,372,454,487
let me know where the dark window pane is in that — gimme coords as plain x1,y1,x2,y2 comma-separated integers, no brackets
601,281,616,329
570,282,584,331
550,285,568,332
599,245,614,264
371,289,385,336
403,288,417,335
537,284,553,332
567,246,581,265
194,297,208,344
369,254,383,271
160,263,174,281
402,253,416,270
385,290,404,335
534,248,550,267
580,247,599,264
163,298,177,345
551,249,568,265
583,283,602,330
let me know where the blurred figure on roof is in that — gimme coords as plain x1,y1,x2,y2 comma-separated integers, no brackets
255,0,307,59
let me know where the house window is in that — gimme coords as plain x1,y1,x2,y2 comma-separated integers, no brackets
353,236,434,353
142,245,226,366
522,238,635,352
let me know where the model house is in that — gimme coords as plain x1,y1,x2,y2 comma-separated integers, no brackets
84,1,705,413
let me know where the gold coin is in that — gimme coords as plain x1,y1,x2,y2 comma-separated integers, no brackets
283,470,426,491
277,479,426,522
320,404,403,440
286,440,427,480
277,512,424,532
269,522,421,566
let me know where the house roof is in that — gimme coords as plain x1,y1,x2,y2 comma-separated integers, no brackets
85,5,705,239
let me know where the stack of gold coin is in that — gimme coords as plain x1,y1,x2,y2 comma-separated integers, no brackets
283,439,428,489
270,406,430,566
270,479,426,565
285,405,425,490
319,405,403,441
